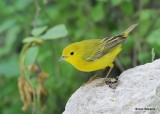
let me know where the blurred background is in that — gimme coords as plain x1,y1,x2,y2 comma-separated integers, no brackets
0,0,160,114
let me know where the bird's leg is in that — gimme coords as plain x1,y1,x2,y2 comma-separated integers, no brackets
96,64,118,89
104,64,114,80
96,64,113,86
104,64,119,89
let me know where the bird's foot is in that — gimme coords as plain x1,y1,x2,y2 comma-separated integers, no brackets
96,77,118,89
82,74,100,86
106,77,118,89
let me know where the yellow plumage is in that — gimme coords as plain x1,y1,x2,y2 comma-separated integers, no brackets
60,24,137,73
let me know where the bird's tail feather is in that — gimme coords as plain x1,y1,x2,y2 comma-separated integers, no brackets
101,24,138,51
121,23,138,38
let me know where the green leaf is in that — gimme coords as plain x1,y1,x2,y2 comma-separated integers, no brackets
14,0,32,11
138,52,150,64
140,9,155,21
111,0,123,6
0,55,19,77
120,56,131,66
22,37,43,44
97,0,108,2
24,46,39,66
31,26,47,36
146,28,160,46
121,1,134,15
91,3,104,22
141,0,149,5
0,19,16,34
40,24,68,40
0,25,20,56
151,48,155,62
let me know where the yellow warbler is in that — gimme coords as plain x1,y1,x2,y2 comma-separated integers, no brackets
60,24,137,84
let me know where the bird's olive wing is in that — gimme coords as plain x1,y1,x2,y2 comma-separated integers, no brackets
83,24,137,62
83,35,126,62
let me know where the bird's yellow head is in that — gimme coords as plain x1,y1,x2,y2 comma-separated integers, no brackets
59,43,81,64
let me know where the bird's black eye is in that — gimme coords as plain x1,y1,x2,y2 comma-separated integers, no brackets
70,52,74,55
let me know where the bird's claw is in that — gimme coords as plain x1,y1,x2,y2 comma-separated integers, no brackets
96,77,118,89
106,77,118,89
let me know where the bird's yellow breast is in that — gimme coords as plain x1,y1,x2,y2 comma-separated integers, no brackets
66,44,122,72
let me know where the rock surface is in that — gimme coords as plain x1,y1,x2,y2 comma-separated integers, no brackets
63,59,160,114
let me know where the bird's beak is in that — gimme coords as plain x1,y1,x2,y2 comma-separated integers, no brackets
59,56,68,61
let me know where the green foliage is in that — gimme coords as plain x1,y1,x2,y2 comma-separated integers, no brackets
147,28,160,45
0,55,19,77
151,48,155,62
18,23,68,113
0,25,20,56
24,46,39,66
91,3,104,22
40,24,68,40
22,37,43,43
0,0,160,114
31,26,48,36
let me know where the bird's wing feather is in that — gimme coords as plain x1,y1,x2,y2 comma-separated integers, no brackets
83,35,125,62
82,24,138,62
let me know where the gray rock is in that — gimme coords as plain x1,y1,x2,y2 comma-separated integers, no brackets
63,59,160,114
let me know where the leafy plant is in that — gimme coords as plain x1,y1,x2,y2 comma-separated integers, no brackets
19,24,68,113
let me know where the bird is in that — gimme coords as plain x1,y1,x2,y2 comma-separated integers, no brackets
59,24,138,86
